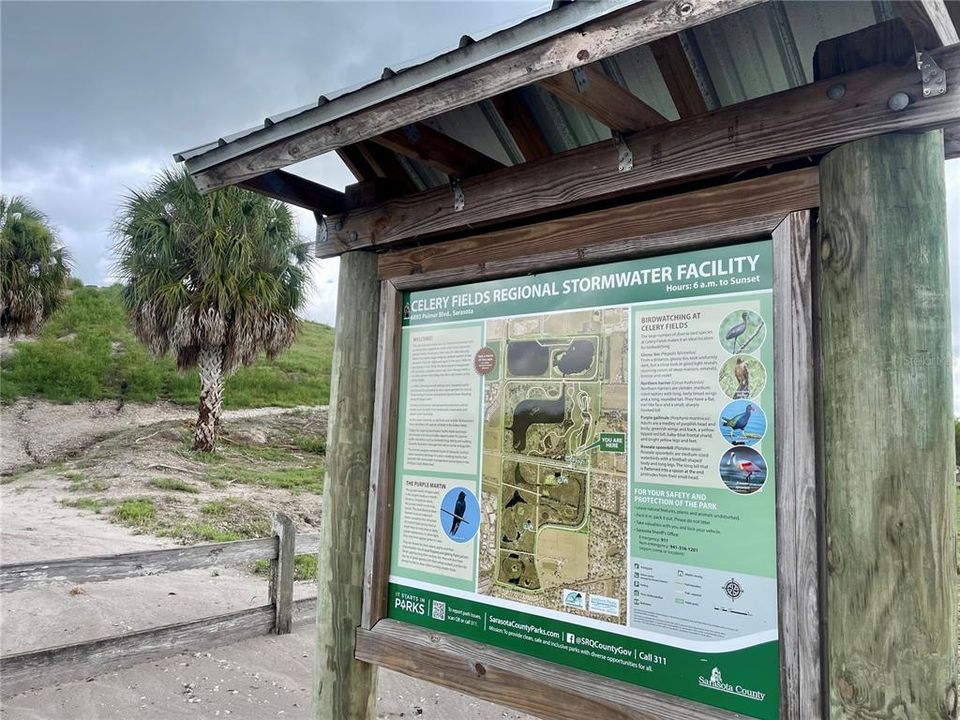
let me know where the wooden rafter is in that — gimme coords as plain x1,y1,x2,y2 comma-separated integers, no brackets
318,42,960,257
490,91,552,162
336,145,375,183
649,35,708,117
370,123,504,177
239,170,345,215
540,64,667,132
187,0,767,192
894,0,959,50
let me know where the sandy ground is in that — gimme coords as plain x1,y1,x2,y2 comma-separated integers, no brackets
0,401,537,719
1,398,323,475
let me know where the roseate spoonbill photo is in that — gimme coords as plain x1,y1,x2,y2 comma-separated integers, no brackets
719,447,768,494
731,452,760,481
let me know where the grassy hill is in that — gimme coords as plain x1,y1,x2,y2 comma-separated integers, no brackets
1,285,334,408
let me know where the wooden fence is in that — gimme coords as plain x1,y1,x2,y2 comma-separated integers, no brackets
0,513,318,697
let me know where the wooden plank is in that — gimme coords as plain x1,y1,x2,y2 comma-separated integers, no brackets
0,605,274,697
269,513,295,635
188,0,767,191
540,64,667,132
239,169,345,214
818,131,955,719
894,0,959,50
356,619,742,720
945,125,960,157
650,35,708,116
771,211,822,720
378,168,820,283
371,123,504,177
314,251,380,718
812,19,917,82
0,537,277,593
0,597,318,698
490,90,552,161
320,43,960,257
295,532,321,556
337,146,376,182
361,280,401,630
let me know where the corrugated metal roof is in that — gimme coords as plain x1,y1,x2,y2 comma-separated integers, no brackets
173,0,635,167
176,1,910,194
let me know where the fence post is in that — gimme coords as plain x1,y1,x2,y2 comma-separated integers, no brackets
269,513,295,635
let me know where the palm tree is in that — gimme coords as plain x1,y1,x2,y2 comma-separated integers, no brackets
0,196,71,337
114,168,313,452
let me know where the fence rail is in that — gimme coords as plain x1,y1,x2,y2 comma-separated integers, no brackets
0,514,318,697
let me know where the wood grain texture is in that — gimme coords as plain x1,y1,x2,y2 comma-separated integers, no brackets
356,619,745,720
772,211,822,720
296,532,322,556
239,170,345,214
320,43,960,257
0,597,317,698
490,90,553,162
313,251,380,720
360,281,401,630
812,19,917,82
650,34,708,116
540,64,667,132
189,0,766,192
894,0,960,49
371,123,505,177
818,132,956,719
0,537,277,593
270,513,296,635
378,168,820,284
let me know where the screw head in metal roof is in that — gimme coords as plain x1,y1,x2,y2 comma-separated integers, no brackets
887,92,910,111
677,1,695,17
826,83,845,100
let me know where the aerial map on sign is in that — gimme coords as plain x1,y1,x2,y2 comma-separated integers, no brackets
477,308,629,625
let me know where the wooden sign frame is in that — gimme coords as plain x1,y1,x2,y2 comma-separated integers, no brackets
356,169,822,720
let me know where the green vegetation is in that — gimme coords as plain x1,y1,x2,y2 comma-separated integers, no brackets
253,553,318,581
1,285,333,406
60,497,112,513
112,498,157,526
149,477,200,493
114,168,314,451
1,195,71,337
64,471,111,492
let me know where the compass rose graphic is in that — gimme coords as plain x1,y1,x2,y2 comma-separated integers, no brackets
722,578,743,601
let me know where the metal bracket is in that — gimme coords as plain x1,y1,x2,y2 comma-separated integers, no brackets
451,177,465,212
613,132,633,173
917,52,946,98
572,67,589,94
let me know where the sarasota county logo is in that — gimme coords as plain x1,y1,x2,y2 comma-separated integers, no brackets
722,577,743,601
698,666,766,702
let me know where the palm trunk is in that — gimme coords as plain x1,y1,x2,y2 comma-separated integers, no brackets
193,346,224,452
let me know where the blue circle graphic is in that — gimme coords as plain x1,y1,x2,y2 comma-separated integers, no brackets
440,487,481,543
718,399,767,446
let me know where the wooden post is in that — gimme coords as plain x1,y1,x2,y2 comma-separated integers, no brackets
818,131,956,719
313,251,380,720
269,512,295,635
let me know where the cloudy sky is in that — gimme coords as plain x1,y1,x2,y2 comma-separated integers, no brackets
2,1,959,409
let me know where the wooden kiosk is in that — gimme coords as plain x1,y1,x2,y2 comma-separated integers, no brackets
176,2,958,718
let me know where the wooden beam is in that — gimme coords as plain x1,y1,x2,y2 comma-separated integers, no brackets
188,0,767,192
239,169,345,214
378,168,819,283
945,125,960,157
0,599,316,697
540,63,668,132
370,122,504,177
336,145,376,182
818,131,955,720
812,19,916,81
356,619,742,720
355,140,419,194
650,35,708,116
319,43,960,257
490,91,552,162
894,0,959,50
314,250,380,719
